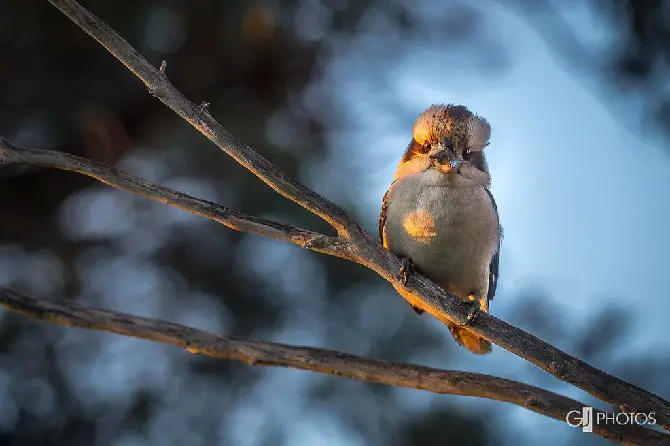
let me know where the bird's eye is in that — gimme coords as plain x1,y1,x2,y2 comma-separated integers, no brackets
420,142,431,153
463,148,472,159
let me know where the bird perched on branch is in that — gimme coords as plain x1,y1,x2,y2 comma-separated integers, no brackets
379,104,501,354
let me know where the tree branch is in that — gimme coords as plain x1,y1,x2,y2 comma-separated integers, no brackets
46,0,359,237
0,0,661,434
1,289,667,446
0,138,354,261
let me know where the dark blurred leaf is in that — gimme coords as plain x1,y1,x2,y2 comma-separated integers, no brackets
575,303,631,361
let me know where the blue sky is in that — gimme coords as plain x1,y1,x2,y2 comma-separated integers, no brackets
301,2,670,444
315,1,670,348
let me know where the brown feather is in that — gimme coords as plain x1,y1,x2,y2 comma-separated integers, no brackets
447,322,492,355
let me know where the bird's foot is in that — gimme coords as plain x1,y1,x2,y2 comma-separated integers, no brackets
398,257,414,287
461,296,481,327
397,257,424,314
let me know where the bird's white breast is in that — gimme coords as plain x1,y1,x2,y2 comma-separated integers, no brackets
384,169,499,299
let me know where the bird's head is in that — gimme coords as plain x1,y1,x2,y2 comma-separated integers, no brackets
396,104,492,186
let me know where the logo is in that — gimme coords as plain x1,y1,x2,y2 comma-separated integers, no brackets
566,407,657,432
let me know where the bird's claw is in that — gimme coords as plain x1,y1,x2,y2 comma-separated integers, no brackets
397,257,423,314
398,257,414,287
462,298,480,327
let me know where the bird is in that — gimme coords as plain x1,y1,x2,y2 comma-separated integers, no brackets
379,104,501,355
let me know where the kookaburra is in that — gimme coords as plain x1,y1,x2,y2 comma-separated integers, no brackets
379,104,501,354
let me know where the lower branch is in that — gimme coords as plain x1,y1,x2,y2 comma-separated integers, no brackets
0,289,667,446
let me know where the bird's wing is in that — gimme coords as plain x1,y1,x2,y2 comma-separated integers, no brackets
485,188,501,302
379,183,395,248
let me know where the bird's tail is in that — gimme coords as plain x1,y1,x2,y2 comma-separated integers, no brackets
393,283,493,354
446,322,492,355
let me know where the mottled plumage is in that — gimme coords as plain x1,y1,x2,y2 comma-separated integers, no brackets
379,104,501,355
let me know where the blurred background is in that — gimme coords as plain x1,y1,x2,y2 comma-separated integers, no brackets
1,0,669,445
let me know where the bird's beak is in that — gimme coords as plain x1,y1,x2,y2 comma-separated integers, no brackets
429,148,462,173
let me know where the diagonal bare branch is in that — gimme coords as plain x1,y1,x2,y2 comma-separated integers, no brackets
1,289,668,446
0,138,353,260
